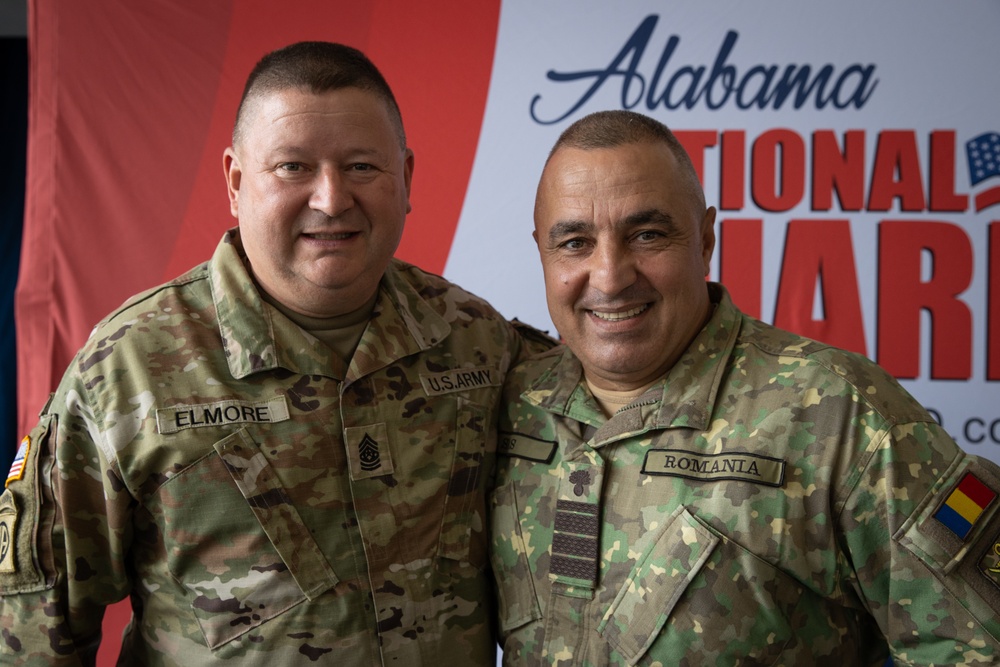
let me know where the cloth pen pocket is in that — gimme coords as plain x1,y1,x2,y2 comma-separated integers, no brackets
438,398,490,565
489,478,543,633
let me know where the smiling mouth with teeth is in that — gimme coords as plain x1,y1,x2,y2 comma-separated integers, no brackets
590,304,649,322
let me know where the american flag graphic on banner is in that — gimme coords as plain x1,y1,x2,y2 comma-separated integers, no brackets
966,132,1000,210
5,436,30,487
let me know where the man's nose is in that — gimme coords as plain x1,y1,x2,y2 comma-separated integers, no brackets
588,242,636,296
309,167,354,217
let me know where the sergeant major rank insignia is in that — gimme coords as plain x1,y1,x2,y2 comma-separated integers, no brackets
345,423,394,480
358,434,381,472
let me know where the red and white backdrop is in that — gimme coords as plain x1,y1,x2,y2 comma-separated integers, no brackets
19,1,1000,662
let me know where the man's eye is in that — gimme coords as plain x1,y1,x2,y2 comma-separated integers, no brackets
351,163,373,172
278,163,303,173
635,230,662,242
561,239,586,251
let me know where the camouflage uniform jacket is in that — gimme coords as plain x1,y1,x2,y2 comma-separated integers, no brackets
0,229,527,666
492,283,1000,666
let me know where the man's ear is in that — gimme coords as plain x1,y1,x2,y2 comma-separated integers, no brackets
223,147,241,218
700,206,717,275
403,148,415,214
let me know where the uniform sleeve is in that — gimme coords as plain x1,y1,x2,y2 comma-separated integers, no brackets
0,387,134,665
840,419,1000,665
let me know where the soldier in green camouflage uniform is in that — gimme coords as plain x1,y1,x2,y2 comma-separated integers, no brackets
0,42,541,665
491,110,1000,665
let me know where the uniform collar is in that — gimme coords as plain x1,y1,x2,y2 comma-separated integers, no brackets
211,229,450,382
345,259,451,383
522,283,741,447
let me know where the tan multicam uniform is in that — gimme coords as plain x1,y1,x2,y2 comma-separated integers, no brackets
0,229,541,666
492,283,1000,666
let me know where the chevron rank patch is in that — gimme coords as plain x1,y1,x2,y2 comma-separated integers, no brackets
934,472,997,540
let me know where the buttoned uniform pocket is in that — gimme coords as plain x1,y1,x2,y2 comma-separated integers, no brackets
597,506,805,666
489,478,543,633
157,428,338,649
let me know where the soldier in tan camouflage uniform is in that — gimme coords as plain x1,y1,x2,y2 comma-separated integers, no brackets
0,42,545,665
491,110,1000,665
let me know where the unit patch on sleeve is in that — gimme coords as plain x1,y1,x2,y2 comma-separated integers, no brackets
934,472,997,540
0,489,17,573
5,436,30,488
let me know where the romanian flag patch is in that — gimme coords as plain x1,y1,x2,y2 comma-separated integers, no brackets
934,472,997,540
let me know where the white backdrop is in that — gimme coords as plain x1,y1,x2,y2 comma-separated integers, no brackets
448,0,1000,460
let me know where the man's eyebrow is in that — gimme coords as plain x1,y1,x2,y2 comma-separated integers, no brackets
545,210,679,244
547,220,593,242
621,208,677,231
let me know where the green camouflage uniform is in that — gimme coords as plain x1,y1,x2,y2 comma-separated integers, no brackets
0,229,534,666
492,283,1000,666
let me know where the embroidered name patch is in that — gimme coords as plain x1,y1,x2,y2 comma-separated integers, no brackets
5,436,30,488
499,432,557,463
934,472,997,540
156,397,290,434
642,450,785,487
419,367,499,396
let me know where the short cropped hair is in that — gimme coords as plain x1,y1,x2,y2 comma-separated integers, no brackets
546,110,706,212
232,41,405,148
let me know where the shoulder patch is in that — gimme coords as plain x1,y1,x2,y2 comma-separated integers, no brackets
933,472,997,540
5,436,30,487
0,490,17,573
0,416,53,592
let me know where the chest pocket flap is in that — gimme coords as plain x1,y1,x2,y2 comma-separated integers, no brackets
598,505,719,663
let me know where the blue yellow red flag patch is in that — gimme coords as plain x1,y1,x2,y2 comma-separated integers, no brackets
934,472,997,540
